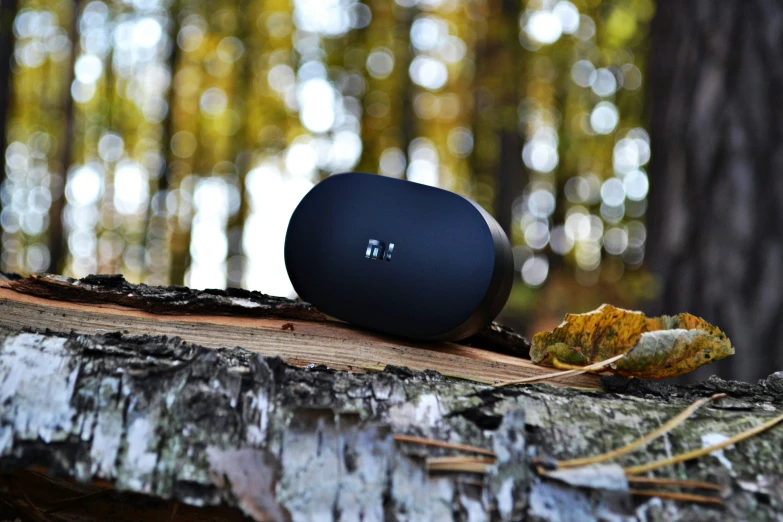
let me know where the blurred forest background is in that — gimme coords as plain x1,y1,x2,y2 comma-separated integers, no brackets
1,0,780,381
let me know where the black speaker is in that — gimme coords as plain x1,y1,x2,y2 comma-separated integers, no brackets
284,172,513,341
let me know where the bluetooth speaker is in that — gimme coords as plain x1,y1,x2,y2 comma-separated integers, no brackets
284,172,513,341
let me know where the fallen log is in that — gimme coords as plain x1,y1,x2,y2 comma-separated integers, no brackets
0,274,781,521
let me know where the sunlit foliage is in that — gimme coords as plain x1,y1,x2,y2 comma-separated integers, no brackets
2,0,654,317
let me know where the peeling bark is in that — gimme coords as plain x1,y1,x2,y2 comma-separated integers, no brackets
0,278,782,520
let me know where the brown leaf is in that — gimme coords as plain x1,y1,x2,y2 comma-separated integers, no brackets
530,304,734,379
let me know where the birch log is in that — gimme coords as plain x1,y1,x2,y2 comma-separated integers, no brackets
0,274,781,521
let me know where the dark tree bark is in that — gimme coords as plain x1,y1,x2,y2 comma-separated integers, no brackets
646,1,783,382
224,0,251,289
470,0,527,235
141,0,181,283
49,0,82,274
0,0,18,209
0,274,782,520
491,0,526,237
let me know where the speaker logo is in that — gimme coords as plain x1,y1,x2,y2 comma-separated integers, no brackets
365,239,394,262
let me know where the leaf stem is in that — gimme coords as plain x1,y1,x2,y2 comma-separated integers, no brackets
495,354,624,387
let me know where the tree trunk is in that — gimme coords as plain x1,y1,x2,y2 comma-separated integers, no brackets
0,274,781,520
470,0,527,235
0,0,18,201
646,0,783,382
49,0,82,275
141,0,181,285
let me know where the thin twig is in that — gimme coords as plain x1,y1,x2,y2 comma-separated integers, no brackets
393,434,496,457
625,411,783,475
44,487,109,514
554,393,726,469
426,456,496,473
626,476,722,491
495,354,624,387
21,489,54,522
44,487,108,504
629,488,723,505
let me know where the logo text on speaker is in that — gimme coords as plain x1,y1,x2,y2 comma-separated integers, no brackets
365,239,394,262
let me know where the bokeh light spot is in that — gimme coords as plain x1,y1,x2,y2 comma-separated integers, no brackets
66,165,103,206
366,48,394,79
98,133,124,163
171,131,197,158
522,255,549,287
379,148,406,178
297,78,336,133
409,56,448,90
590,102,619,134
200,87,229,116
447,127,473,158
600,178,626,206
74,54,103,84
525,11,562,44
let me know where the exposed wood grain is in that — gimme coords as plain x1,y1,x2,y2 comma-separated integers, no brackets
1,273,531,356
0,281,599,388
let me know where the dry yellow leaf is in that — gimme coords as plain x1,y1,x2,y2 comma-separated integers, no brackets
530,304,734,379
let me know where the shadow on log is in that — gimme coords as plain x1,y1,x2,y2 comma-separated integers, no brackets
0,274,781,521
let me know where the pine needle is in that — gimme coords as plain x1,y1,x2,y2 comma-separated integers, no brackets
554,393,726,469
495,354,625,388
626,476,722,491
44,488,109,514
20,489,54,522
426,456,496,473
625,411,783,475
629,488,723,505
393,434,496,457
44,488,109,506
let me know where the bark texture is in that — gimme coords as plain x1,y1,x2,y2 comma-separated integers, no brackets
647,0,783,382
0,277,782,520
